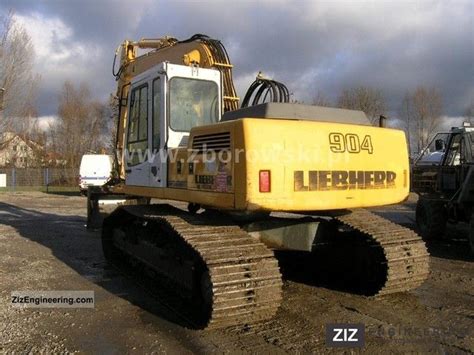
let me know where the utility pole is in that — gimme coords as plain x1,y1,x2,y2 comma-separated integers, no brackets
0,88,5,144
0,88,4,109
0,88,5,112
0,88,5,122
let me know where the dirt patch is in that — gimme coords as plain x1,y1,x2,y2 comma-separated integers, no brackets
0,192,472,353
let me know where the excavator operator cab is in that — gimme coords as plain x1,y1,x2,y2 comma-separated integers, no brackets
415,132,450,166
412,126,474,196
413,125,474,250
124,62,222,187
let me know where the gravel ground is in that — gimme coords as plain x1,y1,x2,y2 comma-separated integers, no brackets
0,192,473,353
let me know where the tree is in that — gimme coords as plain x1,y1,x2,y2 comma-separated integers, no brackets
312,91,332,107
106,93,119,155
464,99,474,125
401,86,443,153
0,10,40,132
337,86,386,125
49,81,108,168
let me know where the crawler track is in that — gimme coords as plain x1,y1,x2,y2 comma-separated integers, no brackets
102,204,283,329
335,209,430,296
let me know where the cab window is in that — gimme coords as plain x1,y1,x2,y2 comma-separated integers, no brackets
444,134,462,166
169,78,218,132
127,85,148,166
416,133,450,166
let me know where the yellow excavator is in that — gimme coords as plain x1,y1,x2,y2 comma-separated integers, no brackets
90,34,429,329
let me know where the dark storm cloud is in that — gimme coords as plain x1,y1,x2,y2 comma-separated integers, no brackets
1,0,473,118
0,0,154,116
1,0,148,42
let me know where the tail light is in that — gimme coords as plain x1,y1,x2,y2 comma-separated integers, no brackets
259,170,271,193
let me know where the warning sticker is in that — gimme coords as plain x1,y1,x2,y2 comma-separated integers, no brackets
215,172,228,192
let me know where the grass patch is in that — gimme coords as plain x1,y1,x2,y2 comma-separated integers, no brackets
0,186,80,195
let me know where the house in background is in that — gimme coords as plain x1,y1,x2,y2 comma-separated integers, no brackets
0,132,44,168
43,151,68,167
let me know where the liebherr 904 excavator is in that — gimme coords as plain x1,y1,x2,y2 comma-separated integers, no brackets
93,34,430,329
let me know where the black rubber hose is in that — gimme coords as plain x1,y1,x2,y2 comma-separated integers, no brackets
241,78,290,108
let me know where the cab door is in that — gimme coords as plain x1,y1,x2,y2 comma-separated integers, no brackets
440,133,462,193
125,81,150,186
149,76,167,187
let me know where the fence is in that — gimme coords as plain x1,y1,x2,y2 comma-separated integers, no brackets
0,168,79,191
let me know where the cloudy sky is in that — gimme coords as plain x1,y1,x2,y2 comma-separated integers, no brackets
1,0,473,125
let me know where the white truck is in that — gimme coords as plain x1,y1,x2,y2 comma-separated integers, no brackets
79,154,113,195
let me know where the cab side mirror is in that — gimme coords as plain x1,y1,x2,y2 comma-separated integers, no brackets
435,139,445,151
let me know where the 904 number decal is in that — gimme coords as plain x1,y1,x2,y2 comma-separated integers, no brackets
329,133,373,154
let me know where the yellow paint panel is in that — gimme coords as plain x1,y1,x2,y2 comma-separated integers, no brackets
238,118,409,211
121,117,410,213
